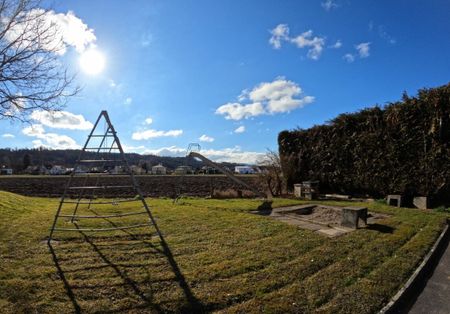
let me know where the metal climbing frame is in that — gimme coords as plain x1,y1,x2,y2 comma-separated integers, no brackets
174,142,269,201
188,150,268,199
48,110,161,242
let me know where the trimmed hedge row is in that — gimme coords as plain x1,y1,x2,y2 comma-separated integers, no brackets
278,83,450,203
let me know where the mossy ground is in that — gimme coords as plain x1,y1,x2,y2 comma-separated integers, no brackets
0,192,448,313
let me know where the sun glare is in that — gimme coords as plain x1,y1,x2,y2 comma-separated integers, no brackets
79,49,105,75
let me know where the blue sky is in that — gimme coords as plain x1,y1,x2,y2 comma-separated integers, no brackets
1,0,449,163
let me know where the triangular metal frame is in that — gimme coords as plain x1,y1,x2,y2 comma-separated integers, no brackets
48,110,161,242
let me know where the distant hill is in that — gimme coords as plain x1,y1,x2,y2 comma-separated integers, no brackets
0,148,241,173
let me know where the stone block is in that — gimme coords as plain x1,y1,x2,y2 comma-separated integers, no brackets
387,194,402,207
413,196,429,210
341,207,368,229
294,184,302,198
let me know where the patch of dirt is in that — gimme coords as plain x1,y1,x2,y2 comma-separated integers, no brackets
298,206,343,226
255,204,391,237
0,175,264,198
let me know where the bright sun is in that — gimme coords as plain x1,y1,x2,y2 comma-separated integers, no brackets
79,49,105,75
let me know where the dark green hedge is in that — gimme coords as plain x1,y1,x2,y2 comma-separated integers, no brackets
278,83,450,202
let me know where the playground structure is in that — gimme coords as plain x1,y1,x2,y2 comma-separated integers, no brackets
173,143,269,203
48,111,161,242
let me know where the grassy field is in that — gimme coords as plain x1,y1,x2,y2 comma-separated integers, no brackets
0,191,448,313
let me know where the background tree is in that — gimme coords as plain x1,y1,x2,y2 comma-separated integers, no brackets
257,149,285,197
22,153,31,169
0,0,78,122
139,159,149,174
1,155,11,168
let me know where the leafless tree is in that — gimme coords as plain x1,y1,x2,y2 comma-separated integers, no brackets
257,149,285,197
0,0,78,122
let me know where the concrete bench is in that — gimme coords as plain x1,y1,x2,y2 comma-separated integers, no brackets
341,207,368,229
387,194,402,207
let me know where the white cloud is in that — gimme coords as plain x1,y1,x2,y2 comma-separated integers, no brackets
143,145,264,164
5,9,96,55
2,93,26,118
237,89,249,102
23,124,45,136
132,129,183,140
216,78,314,120
269,24,290,49
201,146,265,164
199,134,214,142
109,80,117,88
144,117,153,125
22,124,80,149
122,145,146,153
124,97,133,105
30,110,93,130
143,146,186,157
30,134,80,149
268,95,315,113
269,25,326,60
343,43,371,63
343,53,355,63
290,30,325,60
330,40,342,49
234,126,245,133
215,102,265,120
356,42,371,58
249,80,300,102
249,78,314,113
2,133,15,138
321,0,339,11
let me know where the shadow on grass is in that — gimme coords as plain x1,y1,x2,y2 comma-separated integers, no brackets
257,200,273,211
48,218,204,313
48,242,81,314
366,223,395,234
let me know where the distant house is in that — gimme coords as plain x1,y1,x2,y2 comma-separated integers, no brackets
234,166,255,174
151,164,167,175
174,165,192,175
50,165,67,175
0,168,13,175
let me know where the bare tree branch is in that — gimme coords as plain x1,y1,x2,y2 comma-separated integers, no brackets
0,0,79,122
257,149,285,197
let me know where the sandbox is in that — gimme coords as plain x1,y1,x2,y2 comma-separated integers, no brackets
251,204,389,237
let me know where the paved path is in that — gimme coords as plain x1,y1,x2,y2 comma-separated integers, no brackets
409,237,450,314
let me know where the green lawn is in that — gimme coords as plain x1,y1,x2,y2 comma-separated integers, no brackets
0,191,447,313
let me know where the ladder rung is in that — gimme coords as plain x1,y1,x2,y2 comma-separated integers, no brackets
79,160,119,162
89,135,115,137
63,198,142,204
59,211,148,219
69,185,134,189
52,223,152,232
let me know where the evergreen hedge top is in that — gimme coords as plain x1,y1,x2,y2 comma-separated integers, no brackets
278,83,450,202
